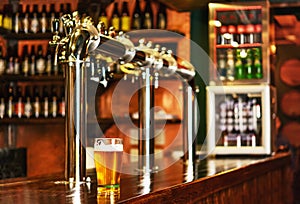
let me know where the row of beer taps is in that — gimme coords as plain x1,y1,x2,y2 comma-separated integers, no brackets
49,11,195,86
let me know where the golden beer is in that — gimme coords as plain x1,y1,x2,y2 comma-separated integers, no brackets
94,138,123,188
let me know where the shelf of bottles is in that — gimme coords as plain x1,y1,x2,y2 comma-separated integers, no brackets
0,2,72,125
207,85,276,155
0,82,65,124
208,2,270,85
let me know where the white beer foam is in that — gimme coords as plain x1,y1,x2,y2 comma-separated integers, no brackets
94,144,123,152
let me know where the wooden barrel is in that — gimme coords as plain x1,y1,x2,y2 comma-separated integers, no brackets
280,59,300,86
281,122,300,146
280,90,300,118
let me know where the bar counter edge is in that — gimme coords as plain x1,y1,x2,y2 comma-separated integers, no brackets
120,152,293,204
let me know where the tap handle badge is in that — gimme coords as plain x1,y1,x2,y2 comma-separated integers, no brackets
52,19,60,34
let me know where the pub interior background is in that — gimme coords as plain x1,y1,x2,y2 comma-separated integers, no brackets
0,0,300,203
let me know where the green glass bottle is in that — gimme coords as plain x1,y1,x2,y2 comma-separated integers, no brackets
253,48,263,79
235,49,244,79
245,48,254,79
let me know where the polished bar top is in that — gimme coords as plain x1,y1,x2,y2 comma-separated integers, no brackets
0,152,291,203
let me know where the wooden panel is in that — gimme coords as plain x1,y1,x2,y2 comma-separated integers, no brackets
16,124,65,177
280,90,300,117
0,153,292,204
280,59,300,86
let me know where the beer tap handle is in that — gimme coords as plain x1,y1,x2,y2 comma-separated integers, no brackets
146,41,153,48
97,21,107,35
154,44,161,52
61,14,74,36
108,27,116,38
49,19,61,47
53,18,60,34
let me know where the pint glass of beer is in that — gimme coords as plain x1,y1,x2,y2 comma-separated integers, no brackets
94,138,123,189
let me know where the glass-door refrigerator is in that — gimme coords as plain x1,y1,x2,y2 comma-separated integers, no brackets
207,1,276,155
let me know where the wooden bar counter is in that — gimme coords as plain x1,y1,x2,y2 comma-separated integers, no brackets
0,152,292,204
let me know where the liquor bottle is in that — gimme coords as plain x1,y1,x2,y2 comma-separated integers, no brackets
36,45,46,75
226,49,235,81
143,0,153,29
33,86,40,118
49,4,56,33
23,5,30,34
13,4,22,33
30,45,36,76
245,24,255,44
42,86,49,118
59,86,65,117
0,7,3,28
6,47,14,74
30,4,39,33
237,11,247,44
59,4,64,34
0,85,5,119
111,2,120,31
15,86,24,118
0,46,5,75
22,45,30,76
253,47,263,79
234,49,244,80
51,87,58,118
98,5,108,30
217,50,226,81
45,46,53,76
3,4,13,31
245,49,254,79
7,83,14,118
218,25,228,45
13,46,21,74
121,1,130,32
13,50,20,75
227,25,236,45
24,86,32,118
40,5,48,33
156,3,167,29
131,0,142,30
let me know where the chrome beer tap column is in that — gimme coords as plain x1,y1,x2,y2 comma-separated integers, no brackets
51,12,137,183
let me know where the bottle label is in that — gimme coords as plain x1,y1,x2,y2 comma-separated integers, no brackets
41,15,47,33
44,98,49,118
157,14,166,29
121,16,130,31
23,58,29,76
36,58,45,75
34,98,40,118
31,16,39,33
52,98,57,117
46,57,52,75
7,99,13,118
0,15,3,27
24,99,32,118
111,16,120,30
0,99,5,118
14,14,19,33
132,14,141,29
0,59,5,75
59,101,65,117
14,59,20,74
23,16,29,33
143,13,152,29
15,99,24,118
